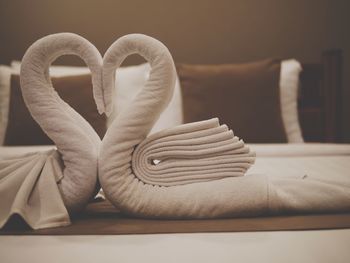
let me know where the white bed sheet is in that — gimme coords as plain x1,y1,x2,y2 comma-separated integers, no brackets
1,230,350,263
1,143,350,263
250,143,350,157
248,143,350,180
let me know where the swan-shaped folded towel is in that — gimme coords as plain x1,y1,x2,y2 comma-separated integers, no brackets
0,33,103,229
132,118,255,186
99,34,350,219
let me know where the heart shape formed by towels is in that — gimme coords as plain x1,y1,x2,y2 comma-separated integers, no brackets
0,33,256,229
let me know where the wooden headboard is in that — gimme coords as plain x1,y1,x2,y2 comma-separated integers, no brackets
299,50,342,142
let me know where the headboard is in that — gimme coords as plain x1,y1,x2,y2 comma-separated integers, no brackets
299,50,342,142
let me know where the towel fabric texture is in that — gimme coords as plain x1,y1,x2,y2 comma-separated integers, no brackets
0,150,70,229
99,34,350,219
0,33,103,229
132,118,255,186
2,33,350,229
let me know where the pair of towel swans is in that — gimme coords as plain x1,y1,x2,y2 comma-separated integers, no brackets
3,33,349,229
0,33,255,228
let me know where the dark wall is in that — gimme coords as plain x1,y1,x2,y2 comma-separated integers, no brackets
1,0,349,140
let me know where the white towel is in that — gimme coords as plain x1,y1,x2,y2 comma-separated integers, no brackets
0,33,103,229
0,150,70,229
99,34,350,219
132,118,255,186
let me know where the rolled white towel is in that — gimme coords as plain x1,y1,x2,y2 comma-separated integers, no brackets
132,118,255,186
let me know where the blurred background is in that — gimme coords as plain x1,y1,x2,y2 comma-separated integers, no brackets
0,0,349,141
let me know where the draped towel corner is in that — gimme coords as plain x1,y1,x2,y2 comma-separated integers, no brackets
0,149,71,230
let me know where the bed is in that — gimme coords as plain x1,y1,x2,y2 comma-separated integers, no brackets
1,50,349,262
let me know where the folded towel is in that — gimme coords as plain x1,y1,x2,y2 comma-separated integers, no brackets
0,150,70,229
0,33,103,229
99,34,350,219
132,118,255,186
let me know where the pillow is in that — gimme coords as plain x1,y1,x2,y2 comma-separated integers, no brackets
112,63,183,134
2,59,300,144
279,59,303,143
0,65,12,145
177,59,288,143
4,74,106,145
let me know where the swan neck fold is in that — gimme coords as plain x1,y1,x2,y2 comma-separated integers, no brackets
102,34,177,142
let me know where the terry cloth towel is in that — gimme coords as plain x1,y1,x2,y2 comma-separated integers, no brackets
99,34,350,219
0,150,70,229
132,118,255,186
0,33,103,229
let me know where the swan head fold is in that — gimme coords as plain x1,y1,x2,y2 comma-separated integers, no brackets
102,33,177,118
20,32,106,115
